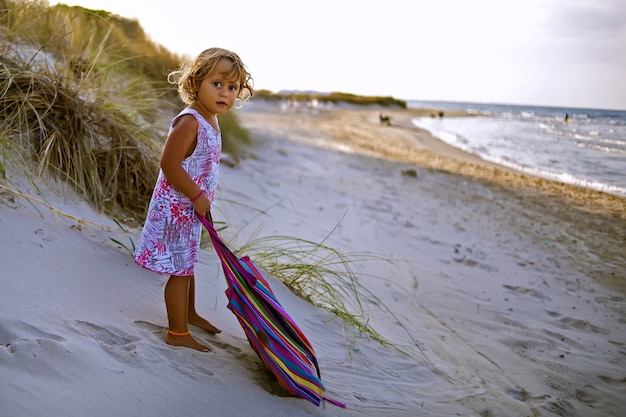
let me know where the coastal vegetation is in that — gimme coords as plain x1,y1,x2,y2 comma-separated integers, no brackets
254,89,407,108
0,0,253,223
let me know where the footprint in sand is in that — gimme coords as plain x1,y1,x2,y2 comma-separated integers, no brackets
193,331,263,372
132,320,168,339
73,320,218,379
133,320,280,384
505,385,599,413
505,385,551,403
575,389,599,405
209,339,244,355
132,321,218,379
133,320,243,356
598,375,626,387
72,319,215,378
541,329,586,350
0,319,69,377
503,284,552,301
70,320,143,367
0,320,66,347
559,317,609,335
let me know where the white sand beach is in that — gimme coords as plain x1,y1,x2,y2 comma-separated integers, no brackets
1,101,625,416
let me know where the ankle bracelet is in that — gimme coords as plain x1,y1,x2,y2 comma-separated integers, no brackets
167,330,191,337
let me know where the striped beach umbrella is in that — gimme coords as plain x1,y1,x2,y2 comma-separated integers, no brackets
198,214,344,408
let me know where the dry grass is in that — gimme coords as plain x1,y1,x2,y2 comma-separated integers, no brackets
237,232,422,356
0,0,252,224
0,53,162,223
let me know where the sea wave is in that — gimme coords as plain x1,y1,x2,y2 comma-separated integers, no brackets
411,115,626,197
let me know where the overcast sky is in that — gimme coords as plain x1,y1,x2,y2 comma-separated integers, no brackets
49,0,626,110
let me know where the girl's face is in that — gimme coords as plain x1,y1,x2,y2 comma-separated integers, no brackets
194,58,241,117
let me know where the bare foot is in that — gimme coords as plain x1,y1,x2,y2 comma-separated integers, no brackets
165,331,211,352
188,313,221,334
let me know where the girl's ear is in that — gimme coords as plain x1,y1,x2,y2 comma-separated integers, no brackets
190,79,200,101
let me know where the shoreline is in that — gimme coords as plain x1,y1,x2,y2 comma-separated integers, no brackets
239,103,626,220
236,102,626,295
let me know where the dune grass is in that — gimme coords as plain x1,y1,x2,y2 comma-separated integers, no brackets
0,0,253,223
237,233,421,356
0,52,163,223
1,0,174,222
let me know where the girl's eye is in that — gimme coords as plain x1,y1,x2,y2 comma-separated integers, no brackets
228,85,239,92
213,82,222,88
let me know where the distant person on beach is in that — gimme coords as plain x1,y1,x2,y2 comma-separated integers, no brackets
134,48,254,352
565,113,569,123
379,112,391,125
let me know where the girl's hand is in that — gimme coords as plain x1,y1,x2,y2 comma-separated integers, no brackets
192,194,211,218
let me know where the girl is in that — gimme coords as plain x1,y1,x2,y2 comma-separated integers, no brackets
134,48,254,352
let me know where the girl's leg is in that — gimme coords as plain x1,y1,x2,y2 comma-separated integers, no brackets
164,274,210,352
187,275,221,334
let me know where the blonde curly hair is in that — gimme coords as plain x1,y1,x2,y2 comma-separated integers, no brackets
168,47,254,105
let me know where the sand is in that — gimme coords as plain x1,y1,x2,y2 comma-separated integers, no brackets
1,101,624,416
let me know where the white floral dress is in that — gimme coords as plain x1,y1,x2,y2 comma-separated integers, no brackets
134,108,221,276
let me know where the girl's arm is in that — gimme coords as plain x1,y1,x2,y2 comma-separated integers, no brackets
160,114,212,217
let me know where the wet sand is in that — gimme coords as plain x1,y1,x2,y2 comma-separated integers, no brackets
236,102,626,295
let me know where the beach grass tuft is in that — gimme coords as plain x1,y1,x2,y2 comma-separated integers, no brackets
0,53,163,223
233,221,424,358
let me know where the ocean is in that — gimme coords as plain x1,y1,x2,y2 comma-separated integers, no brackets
408,100,626,197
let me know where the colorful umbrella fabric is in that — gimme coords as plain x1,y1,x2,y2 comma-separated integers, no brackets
198,213,344,408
